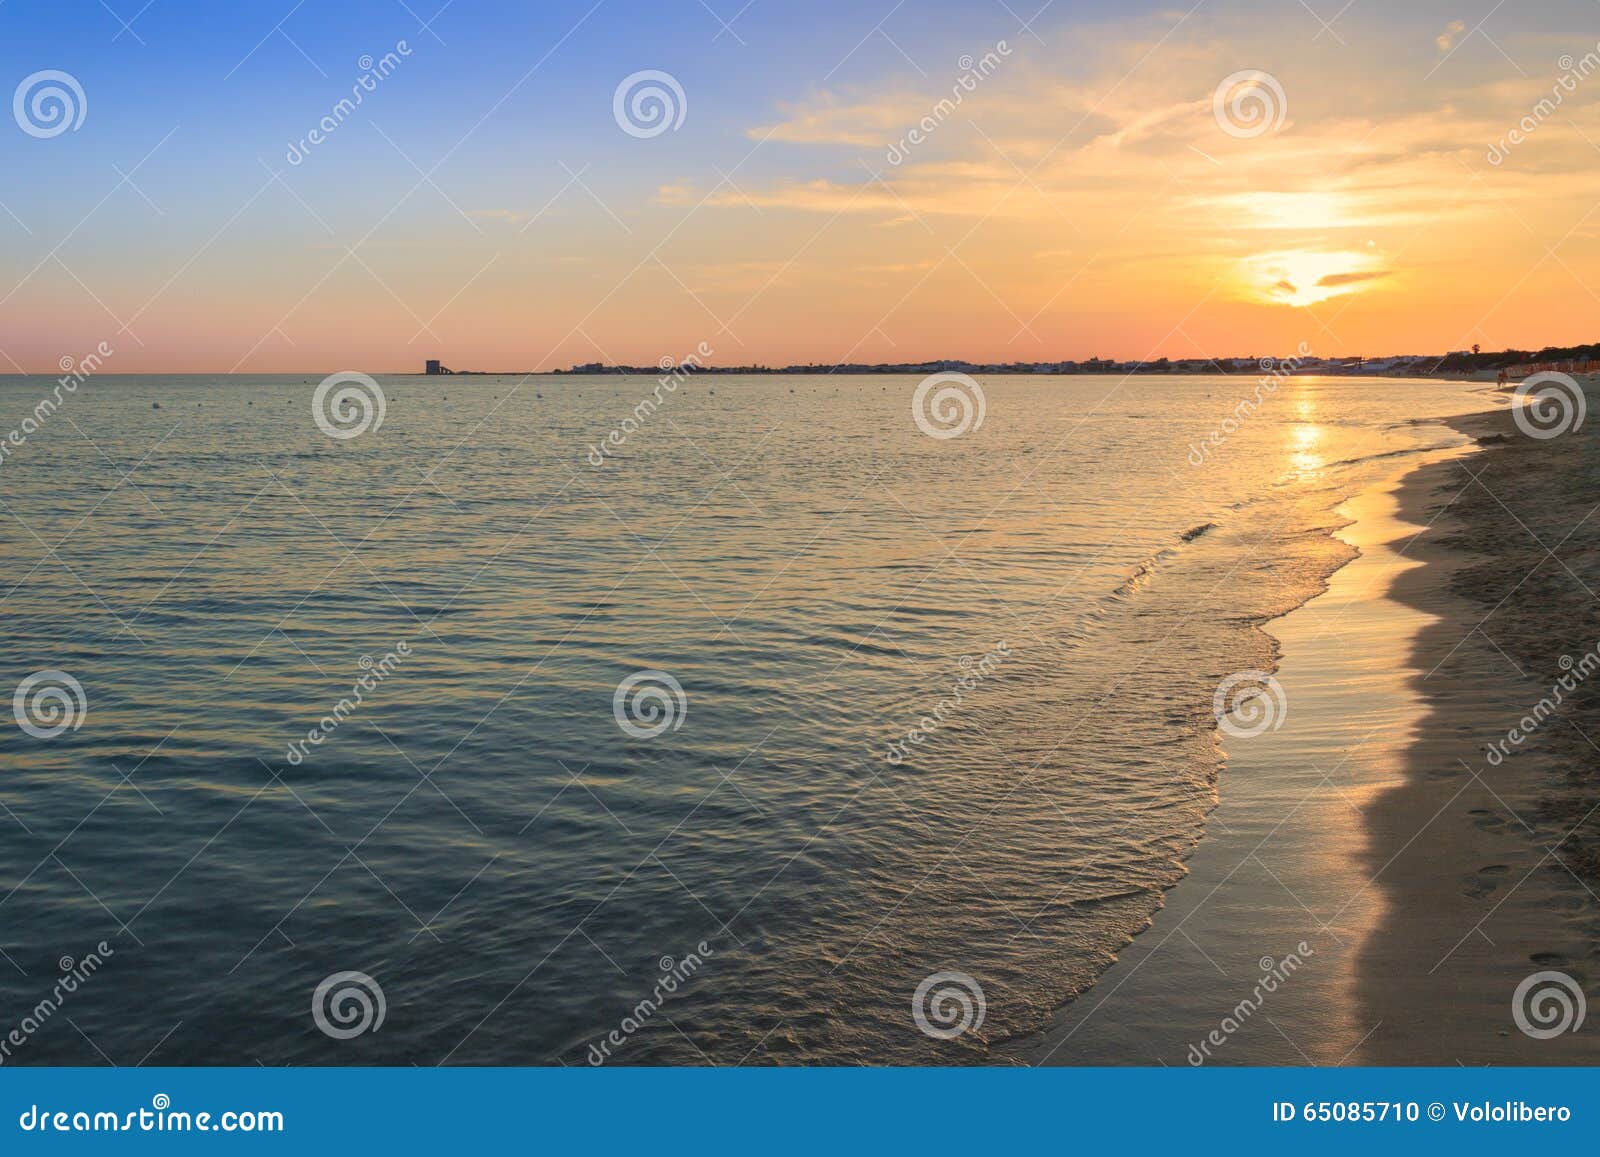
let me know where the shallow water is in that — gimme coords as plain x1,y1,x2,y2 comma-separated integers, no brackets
0,372,1489,1064
1011,452,1478,1065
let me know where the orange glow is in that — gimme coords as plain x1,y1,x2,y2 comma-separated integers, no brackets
1243,250,1391,309
4,9,1594,373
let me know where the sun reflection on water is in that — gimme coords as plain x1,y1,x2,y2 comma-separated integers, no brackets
1289,396,1325,472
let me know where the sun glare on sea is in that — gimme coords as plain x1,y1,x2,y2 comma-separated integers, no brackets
1243,249,1388,308
1290,418,1325,473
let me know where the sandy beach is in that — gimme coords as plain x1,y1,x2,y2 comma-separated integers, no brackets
1012,381,1600,1065
1359,384,1600,1063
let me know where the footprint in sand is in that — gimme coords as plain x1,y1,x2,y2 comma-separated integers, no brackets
1468,808,1508,831
1462,864,1511,899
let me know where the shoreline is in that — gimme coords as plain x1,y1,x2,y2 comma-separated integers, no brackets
1005,384,1600,1065
1006,434,1481,1064
1012,381,1600,1065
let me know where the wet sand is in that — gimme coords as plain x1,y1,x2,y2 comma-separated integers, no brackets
1012,385,1600,1065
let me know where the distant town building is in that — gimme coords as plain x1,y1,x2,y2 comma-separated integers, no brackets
425,359,453,375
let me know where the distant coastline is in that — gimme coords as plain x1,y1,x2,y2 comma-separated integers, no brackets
4,341,1594,380
412,340,1600,379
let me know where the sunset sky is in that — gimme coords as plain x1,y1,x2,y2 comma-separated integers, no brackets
1,0,1598,372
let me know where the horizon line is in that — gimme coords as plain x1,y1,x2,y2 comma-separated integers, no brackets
13,340,1598,379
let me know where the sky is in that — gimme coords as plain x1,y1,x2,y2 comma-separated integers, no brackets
1,0,1598,372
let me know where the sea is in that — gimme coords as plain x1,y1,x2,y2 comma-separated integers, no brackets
0,370,1491,1064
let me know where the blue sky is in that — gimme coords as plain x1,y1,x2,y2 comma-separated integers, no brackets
2,0,1598,370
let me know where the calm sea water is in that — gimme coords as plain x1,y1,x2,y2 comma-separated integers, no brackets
0,372,1489,1064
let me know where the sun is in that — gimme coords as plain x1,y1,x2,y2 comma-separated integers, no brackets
1243,249,1390,308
